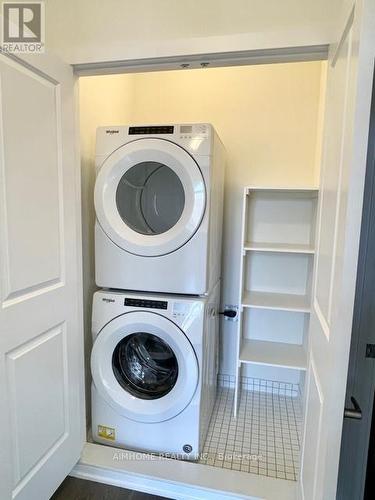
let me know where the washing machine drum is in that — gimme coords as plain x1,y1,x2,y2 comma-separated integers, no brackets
91,311,199,423
94,138,206,257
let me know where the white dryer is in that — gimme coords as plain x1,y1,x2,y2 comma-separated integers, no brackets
90,283,220,459
94,123,225,295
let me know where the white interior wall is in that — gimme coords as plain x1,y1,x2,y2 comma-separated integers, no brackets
79,61,325,387
80,75,135,423
46,0,340,65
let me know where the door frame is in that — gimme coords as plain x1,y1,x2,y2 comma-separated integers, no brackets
73,45,329,77
337,65,375,499
75,47,327,499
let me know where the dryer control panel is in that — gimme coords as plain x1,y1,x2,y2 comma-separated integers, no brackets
95,123,213,160
128,125,174,135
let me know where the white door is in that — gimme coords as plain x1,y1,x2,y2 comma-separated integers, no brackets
94,138,206,256
0,52,84,499
300,1,375,499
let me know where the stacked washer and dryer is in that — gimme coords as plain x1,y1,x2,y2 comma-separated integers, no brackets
91,123,225,459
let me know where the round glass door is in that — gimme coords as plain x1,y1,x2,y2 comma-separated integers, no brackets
91,311,199,423
116,162,185,235
112,332,178,399
94,138,206,257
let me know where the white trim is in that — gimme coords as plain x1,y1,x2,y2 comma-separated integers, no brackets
310,355,324,500
313,297,330,340
73,45,329,77
72,442,297,500
71,464,247,500
299,354,324,500
331,7,355,68
327,27,353,324
72,73,87,451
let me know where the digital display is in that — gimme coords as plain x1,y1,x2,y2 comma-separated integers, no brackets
128,126,174,135
180,125,192,134
124,298,168,310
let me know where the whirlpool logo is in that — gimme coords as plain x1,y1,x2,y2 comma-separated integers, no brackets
105,129,119,135
102,297,115,303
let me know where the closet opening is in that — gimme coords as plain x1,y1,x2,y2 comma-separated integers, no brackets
77,59,326,491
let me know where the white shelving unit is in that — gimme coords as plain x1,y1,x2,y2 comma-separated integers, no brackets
239,339,307,370
234,186,319,416
242,290,311,313
243,241,315,254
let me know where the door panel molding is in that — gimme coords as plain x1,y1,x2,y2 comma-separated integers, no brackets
6,323,69,489
0,55,66,307
0,50,85,500
313,26,353,335
312,298,330,339
301,354,323,500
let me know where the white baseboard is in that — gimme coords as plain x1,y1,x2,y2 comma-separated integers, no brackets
71,442,296,500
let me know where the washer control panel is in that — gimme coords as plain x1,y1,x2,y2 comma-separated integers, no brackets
172,302,189,320
124,298,168,310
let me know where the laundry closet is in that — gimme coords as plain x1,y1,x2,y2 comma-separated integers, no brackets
1,2,372,495
78,61,325,492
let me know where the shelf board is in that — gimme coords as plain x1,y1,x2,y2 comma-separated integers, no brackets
239,339,307,370
242,290,311,313
243,241,315,254
245,186,319,195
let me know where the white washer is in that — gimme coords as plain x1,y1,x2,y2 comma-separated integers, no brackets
94,123,225,295
91,283,220,459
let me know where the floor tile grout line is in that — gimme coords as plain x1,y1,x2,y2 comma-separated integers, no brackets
270,387,278,479
277,385,288,480
201,389,219,463
288,395,299,481
197,385,301,481
249,385,255,474
229,388,241,470
283,391,297,481
221,387,234,467
241,387,250,473
256,390,260,475
264,389,269,477
205,387,226,462
213,387,229,466
291,393,302,446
